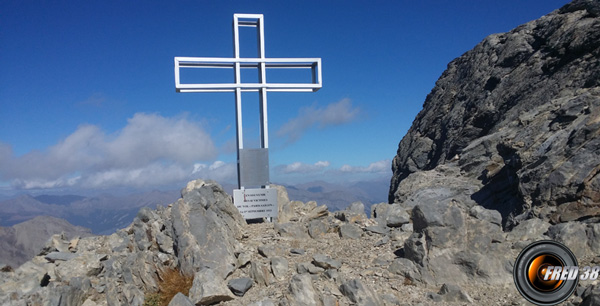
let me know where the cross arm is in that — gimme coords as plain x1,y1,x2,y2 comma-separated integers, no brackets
174,57,322,93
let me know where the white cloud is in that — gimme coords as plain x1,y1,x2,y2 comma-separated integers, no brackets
192,161,237,182
276,161,330,174
339,160,390,173
276,98,361,143
0,113,220,189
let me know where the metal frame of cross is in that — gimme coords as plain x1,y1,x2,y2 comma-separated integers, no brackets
174,13,322,191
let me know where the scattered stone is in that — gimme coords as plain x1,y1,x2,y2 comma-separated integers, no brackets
286,274,322,306
339,223,362,239
297,262,324,275
374,236,390,247
258,245,282,258
437,283,473,303
339,279,383,306
227,277,253,297
365,225,389,235
68,237,80,252
237,251,252,268
469,206,502,225
189,269,234,305
312,254,342,270
403,233,427,266
248,300,277,306
250,261,273,286
506,218,551,241
168,292,195,306
381,294,400,305
324,269,343,285
301,205,329,222
290,248,306,255
308,219,329,239
426,292,442,302
386,204,410,228
44,252,77,263
271,256,289,280
276,223,310,239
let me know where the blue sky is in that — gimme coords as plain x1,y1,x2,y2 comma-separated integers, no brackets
0,0,570,194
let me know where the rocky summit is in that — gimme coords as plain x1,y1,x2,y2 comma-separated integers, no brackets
2,0,600,305
389,0,600,227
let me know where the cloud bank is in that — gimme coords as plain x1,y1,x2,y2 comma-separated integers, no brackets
339,160,389,173
276,98,361,143
275,161,331,174
0,113,228,189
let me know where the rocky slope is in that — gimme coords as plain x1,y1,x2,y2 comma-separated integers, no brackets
0,216,92,268
2,180,599,305
0,181,530,306
389,0,600,228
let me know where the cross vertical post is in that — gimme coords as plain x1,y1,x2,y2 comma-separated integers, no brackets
174,13,322,220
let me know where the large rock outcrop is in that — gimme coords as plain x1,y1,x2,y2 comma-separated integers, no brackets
0,180,245,306
389,0,600,228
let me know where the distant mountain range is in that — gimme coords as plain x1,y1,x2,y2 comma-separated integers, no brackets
0,179,389,235
0,190,180,235
0,215,92,268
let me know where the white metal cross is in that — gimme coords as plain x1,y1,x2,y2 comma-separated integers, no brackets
174,14,322,189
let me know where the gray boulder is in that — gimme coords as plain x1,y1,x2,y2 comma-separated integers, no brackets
437,283,473,303
339,223,362,239
171,180,245,278
312,254,341,270
189,269,234,305
286,274,323,306
168,292,195,306
339,279,383,306
250,261,273,286
271,256,289,280
385,204,410,228
228,277,253,297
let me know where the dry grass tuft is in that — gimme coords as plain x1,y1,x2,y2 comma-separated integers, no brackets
150,267,194,306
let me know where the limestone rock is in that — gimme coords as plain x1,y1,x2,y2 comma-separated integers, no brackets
168,292,195,306
312,254,341,270
270,256,289,280
286,274,323,306
189,269,234,305
258,245,283,258
297,262,324,275
307,219,329,239
339,279,383,306
339,224,362,239
276,222,310,239
335,202,367,224
437,283,473,303
385,204,410,228
388,0,600,231
250,261,273,286
227,277,253,297
172,180,244,278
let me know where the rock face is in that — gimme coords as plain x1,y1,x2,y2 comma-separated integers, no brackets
389,0,600,229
